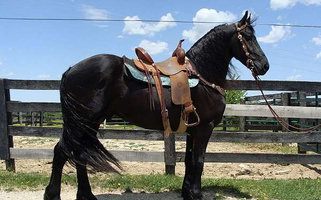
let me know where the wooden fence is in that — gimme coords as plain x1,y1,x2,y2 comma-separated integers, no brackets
1,79,321,174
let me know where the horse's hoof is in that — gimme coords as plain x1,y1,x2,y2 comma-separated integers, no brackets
183,196,203,200
182,189,203,200
44,193,61,200
76,192,97,200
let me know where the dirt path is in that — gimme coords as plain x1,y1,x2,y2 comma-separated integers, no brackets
1,189,243,200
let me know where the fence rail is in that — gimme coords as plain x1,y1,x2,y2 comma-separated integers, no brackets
8,126,321,142
1,79,321,173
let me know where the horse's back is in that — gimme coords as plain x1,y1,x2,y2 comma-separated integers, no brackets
60,54,125,114
62,54,123,87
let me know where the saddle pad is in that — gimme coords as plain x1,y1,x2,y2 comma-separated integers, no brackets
123,56,199,87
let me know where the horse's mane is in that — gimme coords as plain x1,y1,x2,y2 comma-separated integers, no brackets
186,24,234,87
186,19,257,87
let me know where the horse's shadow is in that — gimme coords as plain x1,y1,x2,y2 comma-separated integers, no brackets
95,186,252,200
95,190,181,200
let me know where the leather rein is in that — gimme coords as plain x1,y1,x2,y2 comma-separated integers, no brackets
253,75,321,133
236,22,321,133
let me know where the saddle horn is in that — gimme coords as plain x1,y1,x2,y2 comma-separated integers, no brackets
172,39,186,65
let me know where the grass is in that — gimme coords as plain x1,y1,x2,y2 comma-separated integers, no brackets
0,170,77,191
235,143,298,154
0,170,320,200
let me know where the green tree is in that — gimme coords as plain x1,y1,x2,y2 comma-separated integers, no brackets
225,90,246,104
225,75,246,104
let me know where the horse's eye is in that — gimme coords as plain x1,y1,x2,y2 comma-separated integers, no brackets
243,32,252,40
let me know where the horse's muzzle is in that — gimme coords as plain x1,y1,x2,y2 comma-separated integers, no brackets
254,62,269,76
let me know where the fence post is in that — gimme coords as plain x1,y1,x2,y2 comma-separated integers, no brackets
281,93,290,132
18,112,23,125
297,91,308,154
0,79,15,171
239,97,247,132
40,111,44,127
31,112,36,126
164,133,176,175
281,93,290,146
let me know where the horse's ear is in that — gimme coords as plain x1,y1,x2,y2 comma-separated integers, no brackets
239,11,249,25
247,13,252,24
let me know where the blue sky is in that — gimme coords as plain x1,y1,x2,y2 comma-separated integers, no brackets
1,0,321,102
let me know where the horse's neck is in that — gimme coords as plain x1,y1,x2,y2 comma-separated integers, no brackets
186,30,232,87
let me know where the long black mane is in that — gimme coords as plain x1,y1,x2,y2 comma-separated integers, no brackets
186,24,234,87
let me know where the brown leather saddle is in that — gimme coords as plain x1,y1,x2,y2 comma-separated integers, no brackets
132,40,200,137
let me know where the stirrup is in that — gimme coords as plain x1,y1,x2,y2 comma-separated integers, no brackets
183,104,200,127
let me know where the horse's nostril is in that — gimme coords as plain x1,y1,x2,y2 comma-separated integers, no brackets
264,63,269,71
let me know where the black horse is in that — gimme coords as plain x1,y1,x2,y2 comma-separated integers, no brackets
44,11,269,200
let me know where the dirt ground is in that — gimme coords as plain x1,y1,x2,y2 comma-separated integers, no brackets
0,189,242,200
1,136,321,199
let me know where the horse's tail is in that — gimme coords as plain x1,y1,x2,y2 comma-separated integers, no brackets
59,69,121,173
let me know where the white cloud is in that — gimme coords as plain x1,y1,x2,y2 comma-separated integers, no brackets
123,13,176,36
81,5,109,28
182,8,237,43
312,35,321,59
137,40,168,55
312,35,321,45
0,70,14,77
286,74,302,80
270,0,297,10
258,26,293,44
3,72,14,77
270,0,321,10
82,5,109,20
38,74,51,79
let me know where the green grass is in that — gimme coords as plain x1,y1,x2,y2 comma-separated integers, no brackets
202,178,321,200
0,170,320,199
0,170,77,191
235,143,297,154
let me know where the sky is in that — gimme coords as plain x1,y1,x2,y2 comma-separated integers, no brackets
1,0,321,102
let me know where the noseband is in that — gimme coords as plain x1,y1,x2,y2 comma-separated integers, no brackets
235,22,256,75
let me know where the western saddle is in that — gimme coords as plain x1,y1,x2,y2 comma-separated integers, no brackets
133,40,200,137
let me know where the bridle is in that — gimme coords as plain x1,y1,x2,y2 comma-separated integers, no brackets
185,22,257,97
235,22,256,75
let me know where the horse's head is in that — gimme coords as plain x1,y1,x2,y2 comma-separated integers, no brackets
230,11,269,76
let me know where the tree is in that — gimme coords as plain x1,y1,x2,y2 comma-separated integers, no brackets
225,90,246,104
225,75,246,104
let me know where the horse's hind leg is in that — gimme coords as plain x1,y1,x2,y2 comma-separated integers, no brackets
74,151,97,200
44,141,67,200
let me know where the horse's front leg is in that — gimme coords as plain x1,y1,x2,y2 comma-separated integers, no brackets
182,123,214,200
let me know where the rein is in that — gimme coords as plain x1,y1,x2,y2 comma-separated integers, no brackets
235,23,321,133
253,75,321,133
236,22,321,133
